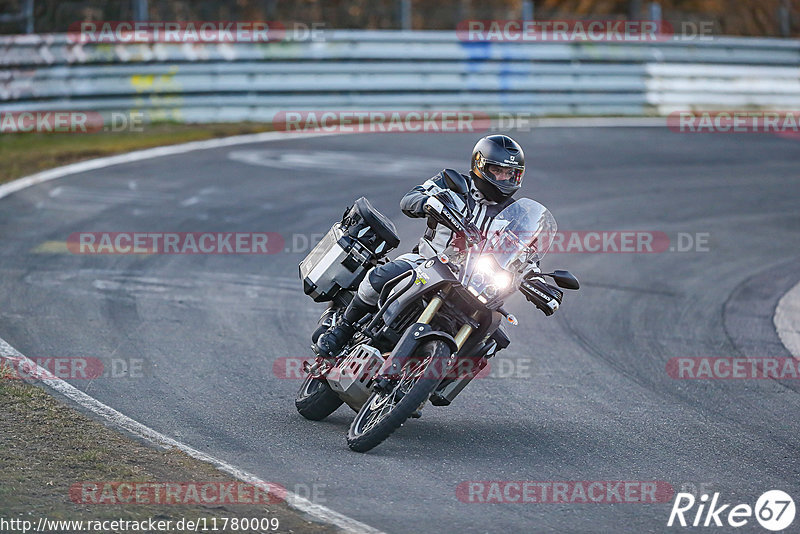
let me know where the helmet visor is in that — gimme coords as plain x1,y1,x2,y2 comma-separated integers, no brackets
485,163,524,186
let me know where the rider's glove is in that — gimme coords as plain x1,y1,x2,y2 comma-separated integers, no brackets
423,194,444,215
525,264,544,283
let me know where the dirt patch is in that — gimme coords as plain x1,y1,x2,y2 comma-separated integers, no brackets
0,371,338,534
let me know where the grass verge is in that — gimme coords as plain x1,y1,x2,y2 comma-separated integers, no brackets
0,371,336,533
0,122,346,533
0,122,350,532
0,122,275,185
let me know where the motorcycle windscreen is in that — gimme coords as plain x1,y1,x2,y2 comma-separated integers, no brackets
460,198,557,300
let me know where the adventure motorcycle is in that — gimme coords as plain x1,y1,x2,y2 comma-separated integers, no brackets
295,172,579,452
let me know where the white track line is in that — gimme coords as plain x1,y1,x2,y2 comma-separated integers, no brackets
775,280,800,359
0,130,385,534
0,119,667,533
0,131,333,199
0,339,381,534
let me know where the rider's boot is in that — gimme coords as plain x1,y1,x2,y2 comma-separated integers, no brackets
315,295,375,358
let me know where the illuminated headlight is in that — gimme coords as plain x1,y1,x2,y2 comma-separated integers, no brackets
493,271,512,289
476,256,512,290
476,256,494,273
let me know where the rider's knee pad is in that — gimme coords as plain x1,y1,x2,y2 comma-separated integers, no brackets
358,259,418,307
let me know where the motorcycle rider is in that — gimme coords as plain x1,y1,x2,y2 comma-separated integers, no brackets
315,134,528,358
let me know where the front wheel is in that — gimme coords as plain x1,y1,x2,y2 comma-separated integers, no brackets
295,374,343,421
347,340,450,452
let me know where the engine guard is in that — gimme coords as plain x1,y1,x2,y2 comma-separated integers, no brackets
326,344,386,411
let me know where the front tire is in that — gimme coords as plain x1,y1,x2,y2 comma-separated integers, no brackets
347,340,450,452
295,374,343,421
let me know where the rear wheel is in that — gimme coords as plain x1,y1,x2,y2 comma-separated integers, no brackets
347,340,450,452
295,374,343,421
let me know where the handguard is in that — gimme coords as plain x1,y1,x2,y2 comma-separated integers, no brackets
520,277,563,316
424,192,482,245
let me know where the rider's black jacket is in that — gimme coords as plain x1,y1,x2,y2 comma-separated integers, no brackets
400,169,516,256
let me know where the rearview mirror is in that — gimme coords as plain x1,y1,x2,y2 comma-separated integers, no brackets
548,270,580,290
442,169,469,196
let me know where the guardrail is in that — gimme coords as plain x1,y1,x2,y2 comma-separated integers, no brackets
1,31,799,123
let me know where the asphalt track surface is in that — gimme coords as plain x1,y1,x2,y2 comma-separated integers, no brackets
1,128,799,533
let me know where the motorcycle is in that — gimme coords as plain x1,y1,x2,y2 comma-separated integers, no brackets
295,172,579,452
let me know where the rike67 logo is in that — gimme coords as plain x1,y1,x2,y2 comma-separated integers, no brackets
668,490,795,531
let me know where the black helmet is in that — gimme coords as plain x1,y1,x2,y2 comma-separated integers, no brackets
470,135,525,203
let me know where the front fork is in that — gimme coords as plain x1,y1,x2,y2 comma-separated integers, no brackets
417,295,476,352
396,295,478,412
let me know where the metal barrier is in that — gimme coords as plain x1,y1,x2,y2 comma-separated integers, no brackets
1,31,799,122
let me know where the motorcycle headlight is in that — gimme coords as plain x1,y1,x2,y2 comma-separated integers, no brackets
476,256,493,271
476,256,512,289
493,271,512,289
471,255,514,302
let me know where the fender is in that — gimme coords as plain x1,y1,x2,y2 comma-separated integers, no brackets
415,330,459,353
378,322,458,377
